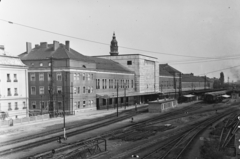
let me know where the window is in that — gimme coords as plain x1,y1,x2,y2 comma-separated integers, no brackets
40,101,45,109
83,101,86,107
91,87,93,93
39,86,44,94
115,98,118,104
88,100,91,107
77,87,80,94
57,101,62,109
121,97,124,103
8,103,12,111
31,63,34,66
83,87,86,93
91,100,93,106
109,98,112,105
103,99,106,105
91,74,94,80
105,79,107,89
48,62,51,66
109,79,111,89
127,61,132,65
74,73,76,80
131,80,134,88
97,79,100,89
7,88,11,96
14,74,18,82
7,74,11,82
76,73,80,80
57,73,62,81
88,87,90,93
57,86,62,94
102,79,104,89
82,65,86,68
14,88,18,96
88,74,90,80
32,101,36,109
40,63,43,66
48,73,51,81
74,102,77,108
39,73,44,81
83,73,85,80
77,101,80,108
73,87,77,94
23,101,26,109
31,86,36,95
15,102,18,110
30,73,35,81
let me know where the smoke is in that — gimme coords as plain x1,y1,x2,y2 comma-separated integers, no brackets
230,67,240,83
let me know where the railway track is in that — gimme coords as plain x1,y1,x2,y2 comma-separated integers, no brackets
126,109,237,159
0,102,221,157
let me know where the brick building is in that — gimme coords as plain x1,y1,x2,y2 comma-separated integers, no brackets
19,40,135,114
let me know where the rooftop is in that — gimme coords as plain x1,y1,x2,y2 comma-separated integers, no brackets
94,54,158,59
159,64,181,74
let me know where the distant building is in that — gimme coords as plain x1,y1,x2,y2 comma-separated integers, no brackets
0,47,28,119
94,33,160,104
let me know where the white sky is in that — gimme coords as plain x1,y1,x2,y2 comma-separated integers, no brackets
0,0,240,82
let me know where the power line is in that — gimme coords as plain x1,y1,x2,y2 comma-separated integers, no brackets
170,55,240,65
0,18,230,59
196,64,240,76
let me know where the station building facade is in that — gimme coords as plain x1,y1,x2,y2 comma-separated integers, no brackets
94,33,160,104
0,49,28,119
19,40,135,114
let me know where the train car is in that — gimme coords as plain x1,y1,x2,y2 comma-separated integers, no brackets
204,91,227,103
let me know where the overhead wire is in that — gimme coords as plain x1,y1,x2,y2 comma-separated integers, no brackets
0,18,236,60
196,64,240,76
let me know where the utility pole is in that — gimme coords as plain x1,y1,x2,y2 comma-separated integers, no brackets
62,71,66,140
174,73,177,99
178,73,182,102
204,75,206,90
124,82,126,110
49,56,54,117
117,81,119,117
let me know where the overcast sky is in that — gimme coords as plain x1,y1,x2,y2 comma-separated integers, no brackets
0,0,239,82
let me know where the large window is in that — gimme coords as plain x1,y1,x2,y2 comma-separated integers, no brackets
83,73,85,80
39,73,44,81
131,80,134,88
77,87,80,94
31,87,36,95
105,79,107,89
57,101,62,109
77,101,80,108
88,87,90,93
23,101,26,109
30,73,35,81
40,101,45,109
102,79,104,89
83,87,86,93
39,86,44,94
73,87,77,94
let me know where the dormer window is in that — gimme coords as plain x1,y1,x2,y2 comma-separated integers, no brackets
127,61,132,65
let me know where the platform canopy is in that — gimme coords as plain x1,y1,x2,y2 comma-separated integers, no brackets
222,94,230,98
183,94,195,98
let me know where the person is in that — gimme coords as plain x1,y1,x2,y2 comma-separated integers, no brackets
57,136,61,143
131,117,134,123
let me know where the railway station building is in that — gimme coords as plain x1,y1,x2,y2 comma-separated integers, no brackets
0,47,29,119
94,33,160,104
19,40,136,114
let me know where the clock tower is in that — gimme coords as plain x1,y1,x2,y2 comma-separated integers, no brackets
110,32,119,56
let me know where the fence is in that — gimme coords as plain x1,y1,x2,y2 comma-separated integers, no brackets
0,114,50,127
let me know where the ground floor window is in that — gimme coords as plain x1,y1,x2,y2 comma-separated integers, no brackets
83,101,86,107
109,98,112,105
77,101,80,108
115,98,118,104
103,99,106,105
121,97,124,103
32,101,36,109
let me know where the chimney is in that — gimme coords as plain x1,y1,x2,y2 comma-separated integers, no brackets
40,42,48,48
26,42,32,53
65,41,70,51
53,41,59,51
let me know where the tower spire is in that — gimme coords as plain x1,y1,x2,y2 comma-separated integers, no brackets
110,32,119,56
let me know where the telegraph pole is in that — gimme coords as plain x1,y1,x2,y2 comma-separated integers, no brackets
117,82,119,117
62,71,66,140
178,73,182,102
174,73,177,99
124,82,126,110
49,56,54,117
204,75,207,90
